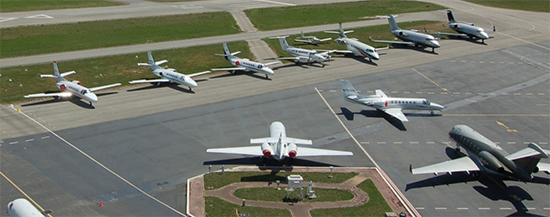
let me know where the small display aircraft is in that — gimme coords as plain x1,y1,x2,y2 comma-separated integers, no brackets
294,31,332,45
369,15,440,52
212,43,280,79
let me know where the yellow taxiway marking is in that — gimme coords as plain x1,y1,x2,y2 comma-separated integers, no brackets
496,121,518,132
443,142,453,148
0,171,53,217
445,114,550,117
412,68,448,92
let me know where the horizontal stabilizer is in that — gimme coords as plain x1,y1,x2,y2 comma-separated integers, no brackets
250,137,277,144
319,38,332,42
284,137,312,145
269,36,289,39
89,83,121,92
137,63,152,66
60,71,76,77
375,89,388,98
155,60,168,66
40,74,58,78
231,51,241,56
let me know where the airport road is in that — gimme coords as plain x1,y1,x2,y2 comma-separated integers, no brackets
1,41,548,216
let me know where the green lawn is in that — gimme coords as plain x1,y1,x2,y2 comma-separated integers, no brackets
264,21,447,61
204,171,358,190
0,0,124,13
310,179,393,217
205,196,291,217
0,12,240,58
463,0,549,12
0,42,253,104
234,187,354,202
245,0,446,31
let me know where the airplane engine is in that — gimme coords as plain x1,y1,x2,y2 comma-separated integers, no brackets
72,80,82,85
478,151,505,173
311,55,326,63
336,38,345,45
288,143,297,158
398,31,405,36
261,142,273,159
57,83,66,90
372,100,387,108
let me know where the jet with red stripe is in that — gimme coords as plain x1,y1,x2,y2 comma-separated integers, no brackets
24,61,121,106
341,80,444,122
212,43,280,79
206,121,353,163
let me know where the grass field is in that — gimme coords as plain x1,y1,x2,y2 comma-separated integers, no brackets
205,196,291,217
264,21,447,61
0,42,253,104
234,187,354,202
0,12,240,58
309,179,393,216
0,0,124,13
463,0,549,12
204,171,358,190
245,0,446,31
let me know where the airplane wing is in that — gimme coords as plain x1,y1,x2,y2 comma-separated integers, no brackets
211,67,247,71
426,30,467,37
381,108,409,122
375,89,389,98
319,38,332,42
129,79,170,84
206,146,261,156
60,71,76,77
89,83,122,92
264,61,282,66
187,70,211,78
369,37,415,46
24,92,72,98
411,156,481,175
276,57,299,61
294,39,313,43
250,137,277,144
331,50,354,54
296,147,353,157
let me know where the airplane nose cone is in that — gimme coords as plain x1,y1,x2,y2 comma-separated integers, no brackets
86,93,98,102
188,80,198,87
480,32,489,39
432,40,441,48
432,103,445,110
265,68,275,75
371,52,380,60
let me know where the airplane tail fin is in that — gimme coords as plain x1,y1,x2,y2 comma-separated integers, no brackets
388,15,400,31
147,51,155,65
269,36,291,50
341,80,359,99
43,61,73,82
301,31,305,39
509,143,549,174
53,61,60,77
223,42,231,57
447,10,456,23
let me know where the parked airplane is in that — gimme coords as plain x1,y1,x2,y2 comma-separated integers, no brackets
324,22,383,62
411,125,550,182
212,43,280,78
129,51,210,91
341,80,444,122
425,10,495,43
270,36,333,67
294,31,332,45
207,121,353,162
7,198,45,217
369,15,440,52
24,61,121,106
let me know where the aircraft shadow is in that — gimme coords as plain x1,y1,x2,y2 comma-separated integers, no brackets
21,97,95,109
209,70,271,81
203,156,340,167
126,83,195,93
337,107,406,131
390,45,439,55
445,36,488,45
272,63,310,70
332,55,378,66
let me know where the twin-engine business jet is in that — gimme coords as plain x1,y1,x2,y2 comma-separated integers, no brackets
294,31,332,45
270,36,333,67
411,125,550,182
369,15,441,52
425,10,495,43
129,51,210,91
212,43,280,78
24,61,121,106
7,198,45,217
207,121,353,162
324,22,383,62
341,80,444,122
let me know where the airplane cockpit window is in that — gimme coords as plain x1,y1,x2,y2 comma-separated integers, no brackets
423,100,430,105
8,202,13,209
81,89,88,94
365,49,373,53
258,65,263,69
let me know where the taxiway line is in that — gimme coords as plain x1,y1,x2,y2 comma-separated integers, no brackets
13,108,186,216
0,171,52,217
314,87,418,217
412,68,448,92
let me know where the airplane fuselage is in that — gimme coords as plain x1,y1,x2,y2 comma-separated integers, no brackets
349,96,444,111
57,80,98,103
449,22,489,40
449,125,533,181
152,67,197,87
7,198,44,217
391,30,440,48
229,56,274,75
262,121,296,161
284,47,327,64
337,38,380,60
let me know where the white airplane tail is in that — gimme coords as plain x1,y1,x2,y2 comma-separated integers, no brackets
147,51,155,65
40,61,74,82
341,80,359,98
446,10,456,23
324,22,353,38
269,36,291,51
388,15,400,31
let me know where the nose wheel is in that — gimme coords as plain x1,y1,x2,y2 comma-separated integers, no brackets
430,110,435,115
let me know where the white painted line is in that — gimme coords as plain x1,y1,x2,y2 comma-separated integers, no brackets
502,93,509,95
543,207,550,210
527,207,536,210
460,60,466,62
14,109,186,216
356,90,361,93
465,92,472,95
495,142,500,144
25,139,34,142
416,92,422,94
0,17,17,23
497,32,550,51
480,61,485,63
540,142,548,145
507,142,516,144
479,207,491,210
318,89,324,92
416,207,425,210
538,93,545,95
457,207,469,210
377,142,386,144
426,142,435,144
391,91,398,93
453,92,460,95
500,207,512,210
508,62,514,64
360,142,370,144
41,136,50,139
9,141,18,145
490,61,495,63
329,90,336,92
441,92,448,94
403,91,410,94
526,93,533,95
450,60,456,62
393,142,403,144
489,93,496,95
435,207,447,210
254,0,296,6
523,142,530,144
410,142,419,144
514,93,521,95
470,61,476,63
25,14,54,19
428,92,435,94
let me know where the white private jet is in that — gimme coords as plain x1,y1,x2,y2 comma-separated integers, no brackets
24,61,121,106
325,22,384,62
129,51,210,91
7,198,47,217
369,15,441,52
212,43,281,79
425,10,495,44
294,31,332,45
411,125,550,182
270,36,334,67
341,80,444,122
207,121,353,163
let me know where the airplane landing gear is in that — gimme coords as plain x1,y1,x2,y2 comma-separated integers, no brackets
265,74,269,79
430,110,435,115
455,147,461,153
188,87,192,91
431,47,435,53
322,64,326,68
89,101,93,106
